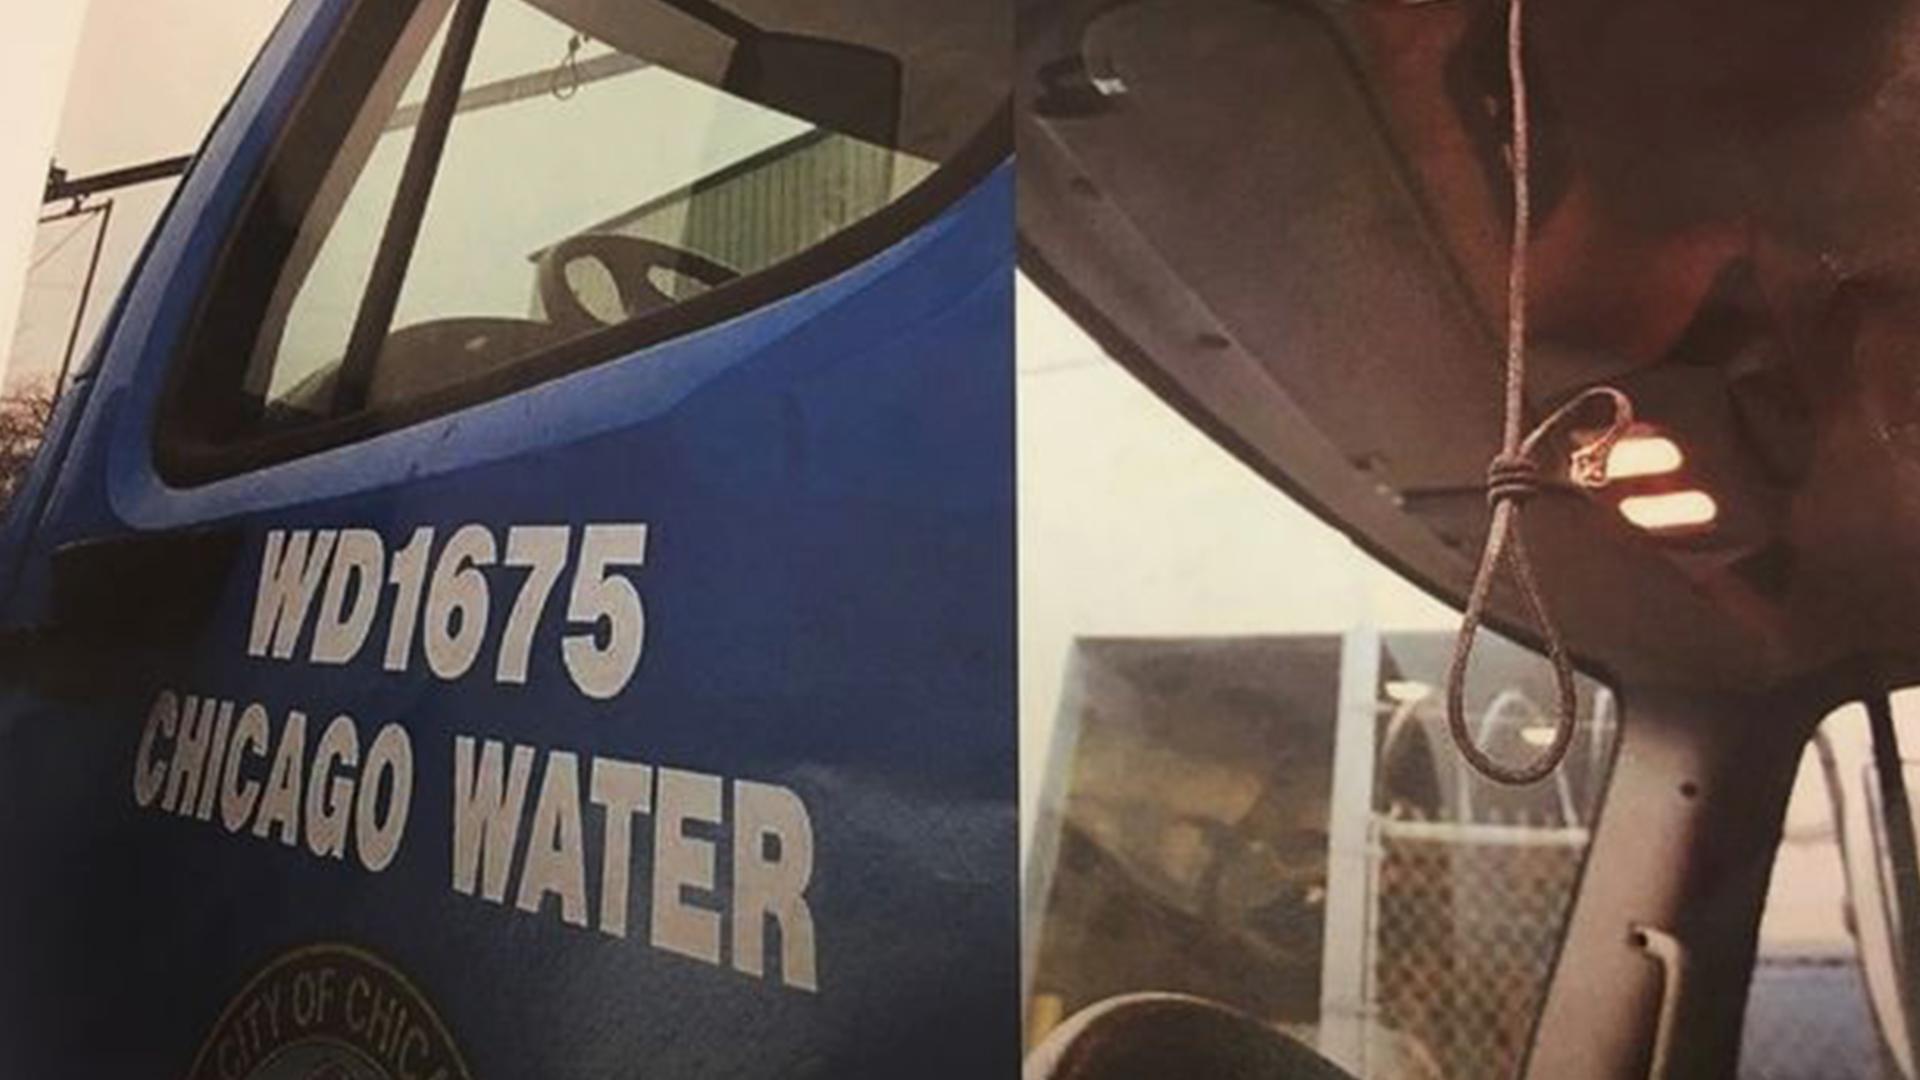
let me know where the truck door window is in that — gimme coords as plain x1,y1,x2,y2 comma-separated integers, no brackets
160,0,1001,480
1020,304,1620,1079
1738,733,1890,1079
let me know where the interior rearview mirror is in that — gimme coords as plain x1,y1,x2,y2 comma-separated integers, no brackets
723,31,904,149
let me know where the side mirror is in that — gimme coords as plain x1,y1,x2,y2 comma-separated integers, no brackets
723,31,903,148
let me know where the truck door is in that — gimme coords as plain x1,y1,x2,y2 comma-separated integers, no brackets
0,1,1013,1075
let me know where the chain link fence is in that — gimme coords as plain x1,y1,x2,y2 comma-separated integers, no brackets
1362,819,1589,1080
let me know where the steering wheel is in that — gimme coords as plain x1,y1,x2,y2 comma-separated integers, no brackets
1025,994,1360,1080
536,234,739,334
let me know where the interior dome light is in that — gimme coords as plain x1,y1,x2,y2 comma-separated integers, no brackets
1605,433,1685,479
1619,490,1718,531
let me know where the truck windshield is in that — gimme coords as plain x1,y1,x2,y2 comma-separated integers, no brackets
1020,282,1619,1080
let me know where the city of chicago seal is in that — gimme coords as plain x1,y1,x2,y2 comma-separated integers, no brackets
187,944,471,1080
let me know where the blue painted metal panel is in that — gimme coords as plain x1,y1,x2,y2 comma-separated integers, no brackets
0,3,1016,1075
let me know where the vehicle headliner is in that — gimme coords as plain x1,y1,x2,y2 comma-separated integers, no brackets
1017,0,1920,701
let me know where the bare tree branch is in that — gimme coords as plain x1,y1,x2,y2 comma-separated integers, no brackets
0,378,59,512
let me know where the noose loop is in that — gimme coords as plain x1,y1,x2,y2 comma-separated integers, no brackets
550,33,586,100
1444,0,1635,785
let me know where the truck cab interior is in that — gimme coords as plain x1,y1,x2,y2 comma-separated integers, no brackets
1017,0,1920,1075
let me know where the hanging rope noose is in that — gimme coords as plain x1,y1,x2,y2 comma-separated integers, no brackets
550,33,585,100
1444,0,1635,786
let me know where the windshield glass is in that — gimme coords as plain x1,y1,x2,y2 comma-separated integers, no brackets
1019,281,1619,1080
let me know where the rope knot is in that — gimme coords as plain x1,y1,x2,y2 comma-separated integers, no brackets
1441,0,1625,787
1485,454,1542,507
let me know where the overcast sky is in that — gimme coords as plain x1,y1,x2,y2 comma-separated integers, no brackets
8,1,285,390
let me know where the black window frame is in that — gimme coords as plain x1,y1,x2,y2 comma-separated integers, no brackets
152,0,1010,486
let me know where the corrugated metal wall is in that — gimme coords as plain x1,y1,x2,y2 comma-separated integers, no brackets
622,131,934,299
